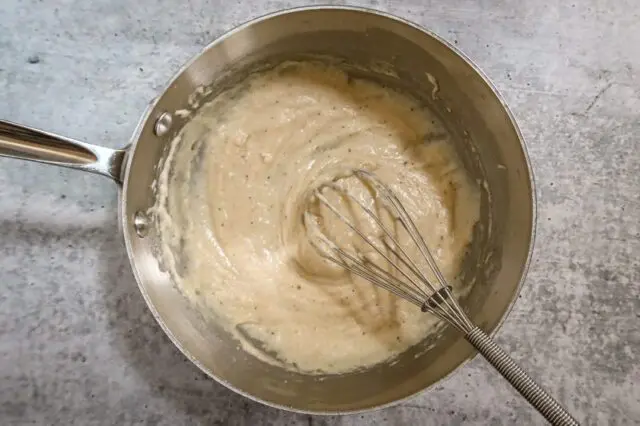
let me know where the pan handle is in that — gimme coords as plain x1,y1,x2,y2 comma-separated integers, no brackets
0,119,127,183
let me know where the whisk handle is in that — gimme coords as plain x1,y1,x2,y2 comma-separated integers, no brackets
466,327,580,426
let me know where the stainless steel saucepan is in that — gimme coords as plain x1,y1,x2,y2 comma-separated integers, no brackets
0,6,536,414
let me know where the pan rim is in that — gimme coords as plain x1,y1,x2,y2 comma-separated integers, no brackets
119,4,537,415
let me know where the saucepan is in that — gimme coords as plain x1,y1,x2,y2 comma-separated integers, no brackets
0,6,535,413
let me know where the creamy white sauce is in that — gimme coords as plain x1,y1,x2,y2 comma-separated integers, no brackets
154,62,480,374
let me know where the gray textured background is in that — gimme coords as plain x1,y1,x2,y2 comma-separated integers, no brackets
0,0,638,425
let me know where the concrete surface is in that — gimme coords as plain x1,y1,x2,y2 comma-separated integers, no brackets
0,0,638,424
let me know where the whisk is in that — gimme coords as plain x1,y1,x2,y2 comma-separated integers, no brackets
303,169,579,426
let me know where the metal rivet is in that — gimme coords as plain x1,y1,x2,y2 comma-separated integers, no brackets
154,112,173,136
133,211,149,238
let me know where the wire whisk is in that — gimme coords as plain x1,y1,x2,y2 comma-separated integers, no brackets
303,169,579,426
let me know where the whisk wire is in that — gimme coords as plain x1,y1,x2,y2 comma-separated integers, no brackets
318,183,435,300
353,170,474,331
304,219,425,306
311,171,473,332
358,170,451,288
314,191,430,300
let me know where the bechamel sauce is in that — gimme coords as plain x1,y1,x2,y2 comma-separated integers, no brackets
153,62,479,374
